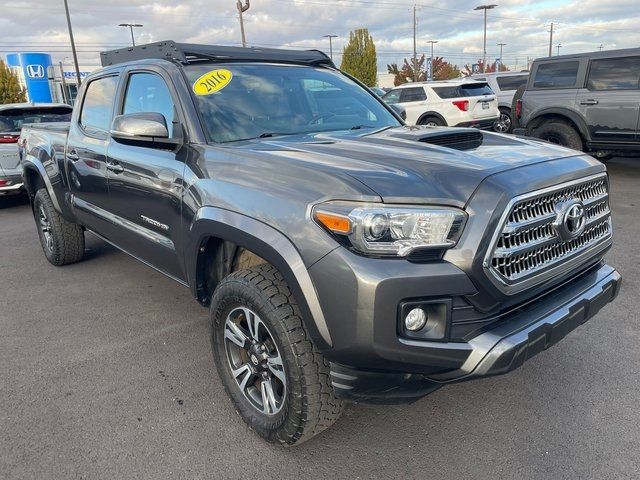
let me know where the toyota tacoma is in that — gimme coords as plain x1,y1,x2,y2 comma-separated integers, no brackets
20,41,621,446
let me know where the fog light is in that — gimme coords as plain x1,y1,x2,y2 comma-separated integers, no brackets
404,308,427,331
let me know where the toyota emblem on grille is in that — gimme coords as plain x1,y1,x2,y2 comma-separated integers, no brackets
553,199,586,241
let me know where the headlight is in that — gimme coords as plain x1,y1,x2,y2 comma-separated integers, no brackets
313,203,466,257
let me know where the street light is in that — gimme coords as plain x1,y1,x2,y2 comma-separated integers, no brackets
426,40,438,81
598,43,604,51
556,43,562,56
474,4,497,73
323,34,338,61
119,23,143,47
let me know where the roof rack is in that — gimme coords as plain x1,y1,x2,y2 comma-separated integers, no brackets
100,40,335,68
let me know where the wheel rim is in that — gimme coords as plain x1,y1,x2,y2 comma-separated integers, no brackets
494,113,511,133
425,121,438,127
223,307,286,415
38,205,54,253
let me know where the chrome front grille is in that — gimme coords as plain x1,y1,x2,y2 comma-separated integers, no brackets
487,174,612,290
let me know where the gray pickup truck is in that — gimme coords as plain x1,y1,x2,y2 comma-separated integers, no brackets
21,41,620,446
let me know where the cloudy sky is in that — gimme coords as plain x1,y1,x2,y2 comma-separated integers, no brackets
1,0,638,71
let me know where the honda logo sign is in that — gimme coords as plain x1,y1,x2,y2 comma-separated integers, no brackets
26,64,45,79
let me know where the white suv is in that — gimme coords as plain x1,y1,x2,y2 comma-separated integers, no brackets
469,71,529,133
382,80,499,129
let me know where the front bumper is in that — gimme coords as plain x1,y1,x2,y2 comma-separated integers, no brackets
329,263,621,403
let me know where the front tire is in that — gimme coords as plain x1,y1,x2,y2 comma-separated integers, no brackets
33,188,84,266
210,264,343,446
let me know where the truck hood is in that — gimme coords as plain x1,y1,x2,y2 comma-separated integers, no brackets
227,126,581,207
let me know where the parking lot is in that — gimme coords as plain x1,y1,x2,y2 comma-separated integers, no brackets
0,158,638,479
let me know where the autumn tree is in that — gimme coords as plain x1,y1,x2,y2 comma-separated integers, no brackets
0,60,26,104
431,57,461,80
463,59,509,76
340,28,377,87
387,55,461,85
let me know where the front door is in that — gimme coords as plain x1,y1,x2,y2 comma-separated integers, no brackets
105,69,187,281
576,55,640,144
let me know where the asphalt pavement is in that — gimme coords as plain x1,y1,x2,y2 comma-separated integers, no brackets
1,158,639,480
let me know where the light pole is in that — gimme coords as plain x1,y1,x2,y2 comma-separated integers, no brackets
474,4,497,73
119,23,143,47
556,43,562,56
497,42,506,69
323,35,338,61
598,43,604,51
63,0,82,87
426,40,438,81
237,0,250,47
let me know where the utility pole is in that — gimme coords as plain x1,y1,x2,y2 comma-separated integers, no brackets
474,4,497,73
63,0,82,87
118,23,143,47
412,4,418,82
237,0,250,48
323,34,338,61
547,22,554,57
497,42,506,68
556,43,562,56
427,40,438,81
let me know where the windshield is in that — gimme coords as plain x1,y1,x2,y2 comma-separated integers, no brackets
184,63,401,143
0,107,72,133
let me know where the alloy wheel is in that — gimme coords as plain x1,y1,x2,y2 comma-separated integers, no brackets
223,307,286,415
494,113,512,133
39,205,54,253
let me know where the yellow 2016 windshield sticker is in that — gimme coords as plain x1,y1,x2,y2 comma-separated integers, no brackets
193,69,233,95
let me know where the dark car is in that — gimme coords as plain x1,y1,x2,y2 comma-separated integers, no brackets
20,41,620,445
514,48,640,159
0,103,72,197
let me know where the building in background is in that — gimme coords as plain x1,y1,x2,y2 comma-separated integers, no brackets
5,52,98,105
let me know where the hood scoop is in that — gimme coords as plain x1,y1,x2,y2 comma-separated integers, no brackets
389,128,484,151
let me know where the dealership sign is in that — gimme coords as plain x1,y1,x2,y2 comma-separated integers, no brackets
26,64,46,78
63,71,92,79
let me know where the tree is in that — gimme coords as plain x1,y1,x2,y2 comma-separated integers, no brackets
463,59,509,76
340,28,377,87
0,60,26,104
387,55,461,85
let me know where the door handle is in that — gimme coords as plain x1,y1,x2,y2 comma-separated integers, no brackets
67,150,80,161
106,162,124,174
580,99,599,105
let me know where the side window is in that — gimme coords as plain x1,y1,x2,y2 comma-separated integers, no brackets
496,75,529,91
533,61,579,88
400,87,427,102
123,73,177,137
587,57,640,91
382,89,401,104
80,76,119,132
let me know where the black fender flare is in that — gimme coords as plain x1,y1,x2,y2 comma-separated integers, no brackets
187,206,333,350
417,111,448,126
527,108,591,142
22,157,62,212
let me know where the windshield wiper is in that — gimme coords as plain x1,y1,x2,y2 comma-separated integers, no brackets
350,125,377,130
258,132,297,138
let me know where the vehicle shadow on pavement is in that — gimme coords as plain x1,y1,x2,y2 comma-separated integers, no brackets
0,194,29,209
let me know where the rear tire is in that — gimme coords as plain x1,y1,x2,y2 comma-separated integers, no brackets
532,120,583,151
210,264,343,446
33,188,84,266
418,116,444,127
493,108,513,133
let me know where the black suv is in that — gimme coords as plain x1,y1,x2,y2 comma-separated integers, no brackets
514,47,640,159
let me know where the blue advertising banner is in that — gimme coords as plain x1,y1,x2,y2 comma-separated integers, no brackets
6,52,53,103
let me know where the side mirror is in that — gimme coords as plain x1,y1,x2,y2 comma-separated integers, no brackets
110,112,180,147
390,104,407,121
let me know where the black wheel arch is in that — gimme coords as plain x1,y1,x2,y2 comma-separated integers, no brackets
417,112,448,126
527,108,590,142
188,207,334,350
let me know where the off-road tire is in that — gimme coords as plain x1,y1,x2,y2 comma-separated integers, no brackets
210,264,343,446
510,84,526,129
533,120,583,151
418,115,444,127
33,188,84,266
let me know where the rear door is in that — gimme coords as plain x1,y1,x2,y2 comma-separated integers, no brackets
104,67,187,281
576,55,640,144
66,74,120,232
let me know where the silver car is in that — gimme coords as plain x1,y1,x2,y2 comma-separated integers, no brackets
0,103,72,196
